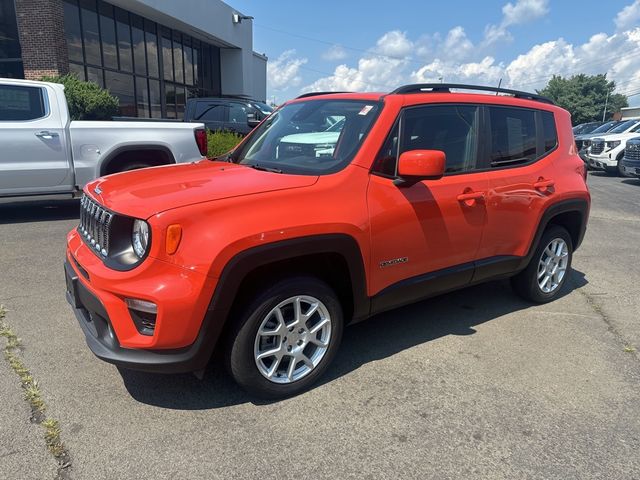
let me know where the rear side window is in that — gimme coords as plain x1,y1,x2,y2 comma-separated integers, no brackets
489,107,537,167
542,111,557,152
194,102,224,122
0,85,46,121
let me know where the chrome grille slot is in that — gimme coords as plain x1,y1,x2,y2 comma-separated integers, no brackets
626,142,640,161
78,194,113,257
590,140,604,155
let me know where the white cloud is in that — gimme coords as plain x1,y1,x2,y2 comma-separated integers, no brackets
502,0,549,27
267,50,307,91
615,0,640,31
299,1,640,106
322,45,348,61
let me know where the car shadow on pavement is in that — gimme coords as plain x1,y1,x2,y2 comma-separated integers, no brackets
0,199,79,224
621,178,640,186
120,269,588,410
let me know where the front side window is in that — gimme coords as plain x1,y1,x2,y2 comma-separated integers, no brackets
228,103,248,124
231,99,381,175
0,85,46,121
373,104,480,176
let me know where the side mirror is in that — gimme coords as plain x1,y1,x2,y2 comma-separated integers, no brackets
247,113,261,128
394,150,446,187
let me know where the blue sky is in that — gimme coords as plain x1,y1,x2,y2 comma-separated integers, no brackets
231,0,640,106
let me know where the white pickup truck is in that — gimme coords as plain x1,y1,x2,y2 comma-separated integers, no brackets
0,78,207,200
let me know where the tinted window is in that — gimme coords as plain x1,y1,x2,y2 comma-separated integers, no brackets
131,16,146,76
542,111,558,152
145,21,159,78
99,3,117,70
373,122,399,177
105,71,134,116
0,0,21,59
194,103,224,122
401,105,480,173
115,8,132,72
149,79,161,118
63,1,83,63
489,107,537,166
80,0,100,65
0,85,46,121
229,103,248,124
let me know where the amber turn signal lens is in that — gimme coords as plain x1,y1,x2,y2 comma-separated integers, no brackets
165,224,182,255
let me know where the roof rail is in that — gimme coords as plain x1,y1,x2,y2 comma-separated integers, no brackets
296,91,351,99
390,83,554,105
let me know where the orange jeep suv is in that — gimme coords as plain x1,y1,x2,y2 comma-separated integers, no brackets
64,84,590,398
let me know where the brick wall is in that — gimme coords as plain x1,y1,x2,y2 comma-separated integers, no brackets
15,0,69,79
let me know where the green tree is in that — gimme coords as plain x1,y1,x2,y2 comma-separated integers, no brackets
537,74,628,125
40,73,119,120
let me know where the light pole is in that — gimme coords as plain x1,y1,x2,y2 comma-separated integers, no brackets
602,88,611,122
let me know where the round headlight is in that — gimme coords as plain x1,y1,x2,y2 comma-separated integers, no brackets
132,219,150,258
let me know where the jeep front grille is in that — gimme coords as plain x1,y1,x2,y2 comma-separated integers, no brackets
590,140,604,155
625,142,640,161
78,194,114,257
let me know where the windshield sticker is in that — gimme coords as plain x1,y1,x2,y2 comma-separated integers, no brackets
358,105,374,116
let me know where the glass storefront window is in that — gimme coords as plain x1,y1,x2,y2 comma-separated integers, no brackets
135,76,149,118
149,79,161,118
145,20,159,78
161,34,173,82
63,1,83,63
0,0,21,59
131,15,146,76
99,3,117,70
80,0,101,66
69,62,86,81
63,0,221,118
105,70,135,116
115,8,132,72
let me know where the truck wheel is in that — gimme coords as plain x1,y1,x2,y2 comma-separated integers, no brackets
511,225,573,303
226,277,343,399
119,162,153,172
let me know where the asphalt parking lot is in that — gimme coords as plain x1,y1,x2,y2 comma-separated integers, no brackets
1,172,639,480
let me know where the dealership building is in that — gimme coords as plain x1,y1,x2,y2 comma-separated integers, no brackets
0,0,267,118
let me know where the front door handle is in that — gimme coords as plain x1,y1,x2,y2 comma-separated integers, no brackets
457,189,485,207
35,131,59,139
533,178,555,192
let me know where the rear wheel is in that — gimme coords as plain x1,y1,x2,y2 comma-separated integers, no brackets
511,225,573,303
226,277,343,399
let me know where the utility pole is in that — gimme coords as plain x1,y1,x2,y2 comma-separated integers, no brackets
602,88,610,122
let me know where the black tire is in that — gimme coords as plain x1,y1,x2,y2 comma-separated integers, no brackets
605,165,618,176
226,276,344,399
511,225,573,303
119,162,153,172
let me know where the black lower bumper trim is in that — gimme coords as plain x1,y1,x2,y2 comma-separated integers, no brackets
64,259,210,374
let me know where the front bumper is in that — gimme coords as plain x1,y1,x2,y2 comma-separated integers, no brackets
621,158,640,177
65,229,221,373
65,259,212,373
587,147,624,170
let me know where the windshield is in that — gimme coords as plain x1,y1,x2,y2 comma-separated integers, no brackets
253,101,274,116
591,121,620,133
608,120,638,134
231,99,382,175
575,123,601,134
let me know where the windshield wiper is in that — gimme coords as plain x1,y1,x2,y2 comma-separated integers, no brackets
246,164,283,174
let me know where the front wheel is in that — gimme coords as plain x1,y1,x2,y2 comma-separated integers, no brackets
511,225,573,303
226,277,343,399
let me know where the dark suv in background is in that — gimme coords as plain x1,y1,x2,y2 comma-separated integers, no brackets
184,97,274,135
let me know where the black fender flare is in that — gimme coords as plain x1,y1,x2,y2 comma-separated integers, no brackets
190,234,370,369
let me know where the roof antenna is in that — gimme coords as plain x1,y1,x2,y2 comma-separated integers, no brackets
496,78,502,95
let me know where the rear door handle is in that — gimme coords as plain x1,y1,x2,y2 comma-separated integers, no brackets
457,190,485,206
35,131,59,139
533,178,555,191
